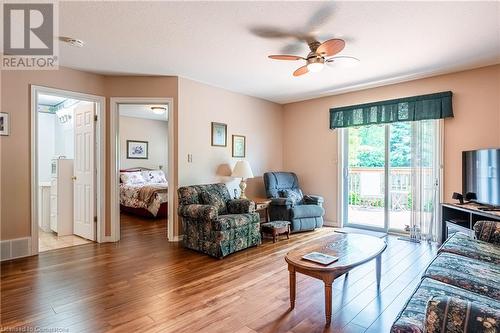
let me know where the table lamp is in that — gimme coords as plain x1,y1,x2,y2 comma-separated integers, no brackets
231,160,254,199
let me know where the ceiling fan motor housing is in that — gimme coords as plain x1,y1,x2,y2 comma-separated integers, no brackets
307,53,325,66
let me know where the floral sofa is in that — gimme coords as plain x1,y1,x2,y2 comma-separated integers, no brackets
391,220,500,333
177,183,261,259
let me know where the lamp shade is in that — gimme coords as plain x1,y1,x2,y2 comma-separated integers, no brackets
231,160,254,179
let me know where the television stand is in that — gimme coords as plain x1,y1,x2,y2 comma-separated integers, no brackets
441,202,500,243
477,207,500,212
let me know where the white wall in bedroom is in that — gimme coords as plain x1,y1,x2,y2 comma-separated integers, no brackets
38,112,56,183
119,116,168,172
38,110,75,183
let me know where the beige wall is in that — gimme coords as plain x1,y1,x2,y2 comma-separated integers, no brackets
282,65,500,225
178,77,284,199
0,69,179,240
2,64,498,242
0,69,283,242
119,116,168,171
103,76,179,236
1,68,106,240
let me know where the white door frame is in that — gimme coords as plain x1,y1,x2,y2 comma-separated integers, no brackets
30,85,106,255
110,97,175,242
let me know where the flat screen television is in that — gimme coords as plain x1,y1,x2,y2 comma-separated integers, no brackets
462,148,500,207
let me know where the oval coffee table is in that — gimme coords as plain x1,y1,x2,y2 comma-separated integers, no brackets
285,232,387,325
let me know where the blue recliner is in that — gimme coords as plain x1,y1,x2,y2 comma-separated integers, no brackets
263,172,325,232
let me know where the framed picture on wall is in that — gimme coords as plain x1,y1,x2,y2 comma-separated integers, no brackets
211,122,227,147
0,112,9,136
127,140,148,159
232,135,246,158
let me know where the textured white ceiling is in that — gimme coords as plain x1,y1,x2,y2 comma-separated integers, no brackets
119,104,168,122
57,1,500,104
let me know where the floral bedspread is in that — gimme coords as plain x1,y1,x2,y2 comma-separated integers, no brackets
120,182,168,216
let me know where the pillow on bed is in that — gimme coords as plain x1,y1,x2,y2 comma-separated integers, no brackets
142,170,167,184
120,171,146,185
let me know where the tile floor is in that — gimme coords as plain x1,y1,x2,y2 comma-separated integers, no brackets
38,228,93,252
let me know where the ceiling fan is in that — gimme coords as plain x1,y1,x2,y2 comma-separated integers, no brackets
268,38,359,77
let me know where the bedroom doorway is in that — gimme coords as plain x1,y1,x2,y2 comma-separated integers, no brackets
31,86,106,254
110,98,174,241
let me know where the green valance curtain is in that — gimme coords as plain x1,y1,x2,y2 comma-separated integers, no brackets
329,91,453,129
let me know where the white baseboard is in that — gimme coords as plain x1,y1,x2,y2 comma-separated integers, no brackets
170,234,184,242
323,220,338,227
1,237,32,261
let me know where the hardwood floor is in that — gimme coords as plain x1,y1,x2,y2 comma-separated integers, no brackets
1,215,437,333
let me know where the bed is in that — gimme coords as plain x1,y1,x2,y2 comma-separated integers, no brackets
119,168,168,218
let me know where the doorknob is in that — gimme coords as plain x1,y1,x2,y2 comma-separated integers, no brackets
72,176,77,181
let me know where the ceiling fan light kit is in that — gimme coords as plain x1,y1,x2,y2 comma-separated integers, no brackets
306,56,325,73
268,38,359,77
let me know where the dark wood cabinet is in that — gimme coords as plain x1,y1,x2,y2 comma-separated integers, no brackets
441,203,500,242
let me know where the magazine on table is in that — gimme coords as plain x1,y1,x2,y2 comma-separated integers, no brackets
302,252,339,265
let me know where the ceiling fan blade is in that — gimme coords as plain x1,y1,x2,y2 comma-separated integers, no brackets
293,65,309,77
326,56,360,67
268,55,305,61
316,38,345,56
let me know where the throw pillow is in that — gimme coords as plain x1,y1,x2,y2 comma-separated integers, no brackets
142,170,167,184
200,191,227,215
279,189,304,205
120,171,146,185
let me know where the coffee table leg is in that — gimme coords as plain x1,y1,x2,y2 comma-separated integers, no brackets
324,282,332,325
376,254,382,289
289,265,296,309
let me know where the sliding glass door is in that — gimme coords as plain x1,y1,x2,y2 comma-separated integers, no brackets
345,125,386,230
342,120,441,236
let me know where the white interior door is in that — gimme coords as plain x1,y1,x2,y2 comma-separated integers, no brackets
73,102,96,241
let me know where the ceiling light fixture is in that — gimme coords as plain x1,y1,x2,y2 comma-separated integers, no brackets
306,56,325,73
59,36,85,47
151,106,166,115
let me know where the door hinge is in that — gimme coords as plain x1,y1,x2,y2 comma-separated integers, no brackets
94,216,98,223
94,115,98,121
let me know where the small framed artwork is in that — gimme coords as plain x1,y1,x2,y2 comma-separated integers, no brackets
126,140,148,159
232,135,246,158
0,112,9,136
211,122,227,147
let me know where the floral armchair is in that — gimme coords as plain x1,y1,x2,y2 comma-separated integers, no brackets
177,183,261,259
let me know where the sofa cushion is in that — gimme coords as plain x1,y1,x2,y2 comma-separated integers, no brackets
227,199,255,214
200,191,227,214
178,204,218,221
424,296,500,333
391,278,500,333
423,252,500,300
291,204,325,219
212,213,259,231
439,232,500,265
178,183,231,206
474,220,500,244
